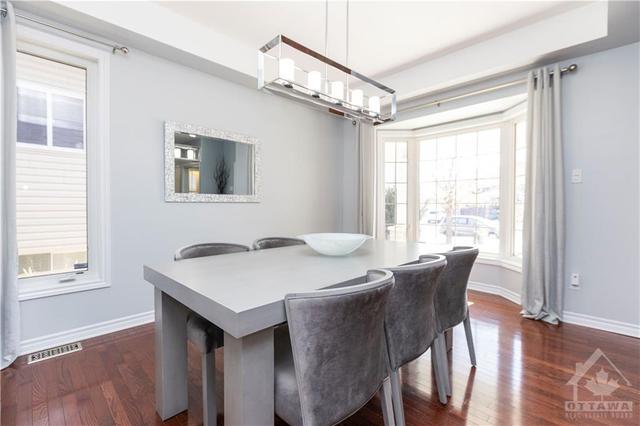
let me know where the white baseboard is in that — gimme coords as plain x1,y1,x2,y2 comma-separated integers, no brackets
20,310,154,356
468,280,521,305
468,281,639,338
563,311,640,338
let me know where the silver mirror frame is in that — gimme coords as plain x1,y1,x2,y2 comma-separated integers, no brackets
164,121,261,203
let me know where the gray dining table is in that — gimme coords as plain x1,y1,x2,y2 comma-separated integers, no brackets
143,239,436,425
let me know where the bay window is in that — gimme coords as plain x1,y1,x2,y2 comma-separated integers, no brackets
377,106,526,266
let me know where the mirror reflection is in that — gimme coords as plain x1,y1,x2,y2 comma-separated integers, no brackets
173,132,255,195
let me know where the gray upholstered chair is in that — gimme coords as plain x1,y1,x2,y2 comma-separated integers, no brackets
432,246,479,369
174,242,249,261
382,254,449,425
174,242,250,426
252,237,306,250
275,269,395,426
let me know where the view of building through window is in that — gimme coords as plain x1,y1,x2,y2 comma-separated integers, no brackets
16,52,88,278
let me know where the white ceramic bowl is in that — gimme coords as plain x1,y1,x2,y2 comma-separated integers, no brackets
298,233,372,256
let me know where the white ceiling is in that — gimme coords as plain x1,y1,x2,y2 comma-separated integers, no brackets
157,1,582,78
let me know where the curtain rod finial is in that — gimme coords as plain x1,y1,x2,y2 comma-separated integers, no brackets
113,46,129,55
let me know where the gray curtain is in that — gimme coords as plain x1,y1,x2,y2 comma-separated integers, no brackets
356,121,375,236
1,0,20,369
521,65,565,324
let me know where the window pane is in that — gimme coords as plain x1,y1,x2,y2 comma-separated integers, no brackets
420,139,437,161
384,142,396,162
395,163,407,183
384,163,396,183
417,127,502,254
419,182,436,206
17,87,47,145
52,95,84,149
396,142,407,162
437,136,456,159
419,160,437,182
456,132,477,157
383,141,407,241
395,183,407,204
477,154,501,178
396,204,407,225
477,128,501,154
16,52,88,278
456,157,477,180
437,159,456,180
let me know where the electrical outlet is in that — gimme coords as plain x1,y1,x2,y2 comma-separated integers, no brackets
570,273,580,289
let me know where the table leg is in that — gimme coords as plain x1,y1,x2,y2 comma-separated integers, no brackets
154,289,189,420
224,328,274,426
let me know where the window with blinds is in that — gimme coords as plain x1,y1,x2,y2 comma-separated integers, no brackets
16,51,88,279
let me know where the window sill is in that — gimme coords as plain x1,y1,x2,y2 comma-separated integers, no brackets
476,256,522,273
18,277,110,302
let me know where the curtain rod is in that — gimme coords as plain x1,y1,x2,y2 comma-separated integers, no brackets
1,7,129,55
399,64,577,114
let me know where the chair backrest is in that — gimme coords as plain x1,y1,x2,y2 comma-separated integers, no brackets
284,269,394,426
252,237,306,250
432,246,479,331
174,243,250,261
383,255,447,371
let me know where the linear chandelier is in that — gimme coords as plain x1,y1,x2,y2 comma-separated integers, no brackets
257,2,396,124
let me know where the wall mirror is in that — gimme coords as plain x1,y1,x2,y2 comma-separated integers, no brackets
165,121,261,202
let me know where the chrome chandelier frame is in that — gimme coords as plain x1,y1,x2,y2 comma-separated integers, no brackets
258,35,396,125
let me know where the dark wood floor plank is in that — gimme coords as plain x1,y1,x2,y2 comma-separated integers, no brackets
3,291,639,426
100,380,132,426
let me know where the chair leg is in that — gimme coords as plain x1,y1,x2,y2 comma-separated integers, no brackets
463,314,477,366
389,369,406,426
202,350,217,426
437,334,451,396
431,338,449,404
379,377,396,426
444,328,453,352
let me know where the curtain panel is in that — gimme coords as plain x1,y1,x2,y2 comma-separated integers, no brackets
521,65,565,324
357,122,375,236
1,0,20,369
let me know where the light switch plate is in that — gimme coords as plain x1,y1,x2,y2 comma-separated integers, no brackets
571,168,583,183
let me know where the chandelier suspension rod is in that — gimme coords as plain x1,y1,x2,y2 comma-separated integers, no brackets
324,0,329,87
345,0,350,91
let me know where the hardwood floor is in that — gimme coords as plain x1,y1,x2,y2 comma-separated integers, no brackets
2,291,639,425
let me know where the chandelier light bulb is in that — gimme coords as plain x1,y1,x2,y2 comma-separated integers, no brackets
307,71,322,93
351,89,364,108
330,81,344,101
368,96,381,114
278,58,295,83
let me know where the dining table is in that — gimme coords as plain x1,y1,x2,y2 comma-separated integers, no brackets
143,239,439,425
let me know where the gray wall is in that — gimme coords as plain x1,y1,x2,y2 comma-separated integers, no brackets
562,42,639,324
20,48,346,341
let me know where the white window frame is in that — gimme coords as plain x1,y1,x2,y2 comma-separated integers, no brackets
16,25,111,301
376,105,525,271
